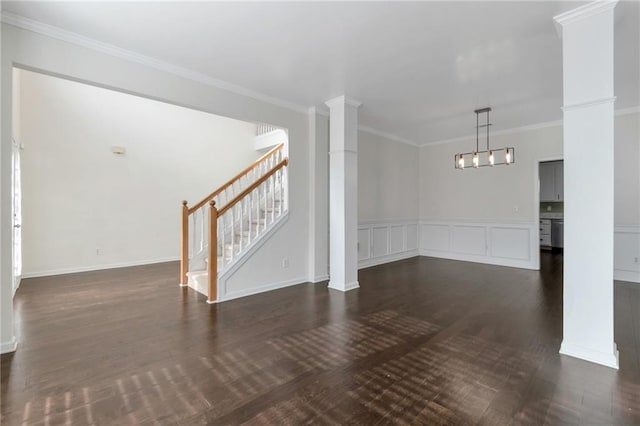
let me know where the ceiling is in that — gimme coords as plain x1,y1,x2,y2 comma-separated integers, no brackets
3,1,639,145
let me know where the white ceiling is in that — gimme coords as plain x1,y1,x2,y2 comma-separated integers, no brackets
3,1,639,145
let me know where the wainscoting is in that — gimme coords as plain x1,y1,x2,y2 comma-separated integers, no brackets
419,221,538,270
615,226,640,283
358,221,419,269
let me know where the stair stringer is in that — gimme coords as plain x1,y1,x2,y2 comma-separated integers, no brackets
217,211,290,301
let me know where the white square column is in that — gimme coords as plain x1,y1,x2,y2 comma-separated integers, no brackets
554,1,618,369
325,96,361,292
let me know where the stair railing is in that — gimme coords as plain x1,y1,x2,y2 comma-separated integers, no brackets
180,143,287,302
207,157,288,302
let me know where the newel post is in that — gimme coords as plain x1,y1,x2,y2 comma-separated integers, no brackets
207,200,218,304
180,200,189,286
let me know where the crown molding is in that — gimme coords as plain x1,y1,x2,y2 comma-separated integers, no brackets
358,125,418,147
325,95,362,109
562,96,616,112
421,104,639,147
0,11,310,115
554,0,618,36
614,105,640,116
422,119,564,147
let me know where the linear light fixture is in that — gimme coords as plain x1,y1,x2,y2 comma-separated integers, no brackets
454,108,515,169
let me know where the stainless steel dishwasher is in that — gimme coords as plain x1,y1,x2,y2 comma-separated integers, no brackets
551,220,564,248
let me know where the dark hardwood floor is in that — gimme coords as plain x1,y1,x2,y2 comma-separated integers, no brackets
2,252,639,425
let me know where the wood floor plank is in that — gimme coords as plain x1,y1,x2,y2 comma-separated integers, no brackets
2,253,639,425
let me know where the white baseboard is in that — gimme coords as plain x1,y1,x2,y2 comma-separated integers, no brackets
219,276,307,302
309,274,329,283
359,250,419,269
615,269,640,283
20,256,180,279
1,336,17,354
419,249,537,270
560,341,619,369
328,281,360,292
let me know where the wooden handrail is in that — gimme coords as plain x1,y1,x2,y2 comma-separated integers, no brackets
188,143,285,214
180,200,189,285
207,200,218,303
218,158,288,217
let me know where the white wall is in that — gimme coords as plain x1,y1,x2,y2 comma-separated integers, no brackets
359,131,419,222
19,69,259,276
614,112,640,225
419,124,563,223
357,131,419,268
418,111,640,279
1,23,311,352
307,109,329,282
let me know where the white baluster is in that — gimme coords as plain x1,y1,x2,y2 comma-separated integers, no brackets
256,186,261,238
248,191,252,245
271,174,275,224
262,181,267,232
190,214,195,257
239,199,244,251
200,208,205,252
221,213,226,268
278,168,283,216
230,208,235,262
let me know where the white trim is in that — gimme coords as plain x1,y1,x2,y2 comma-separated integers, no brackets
310,274,329,283
328,281,360,292
615,270,640,283
359,250,419,270
0,11,309,114
1,337,18,354
562,96,616,112
219,276,307,302
420,106,638,147
560,341,619,369
554,0,618,28
20,256,180,279
419,220,538,270
614,225,640,283
358,220,419,269
615,106,640,116
324,95,362,109
423,119,564,146
358,125,418,147
615,225,640,233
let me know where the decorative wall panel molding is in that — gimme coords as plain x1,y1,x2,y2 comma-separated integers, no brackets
614,226,640,283
358,221,419,269
419,221,538,270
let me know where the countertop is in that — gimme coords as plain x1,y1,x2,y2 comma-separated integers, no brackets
540,212,564,220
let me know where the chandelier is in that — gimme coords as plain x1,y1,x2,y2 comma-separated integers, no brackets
454,108,514,169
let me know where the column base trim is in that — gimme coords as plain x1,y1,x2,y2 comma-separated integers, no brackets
560,341,619,369
1,336,17,354
328,281,360,292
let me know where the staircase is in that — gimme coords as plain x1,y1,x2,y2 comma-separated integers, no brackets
180,143,288,303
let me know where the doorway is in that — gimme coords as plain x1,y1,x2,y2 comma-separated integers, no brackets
538,160,564,269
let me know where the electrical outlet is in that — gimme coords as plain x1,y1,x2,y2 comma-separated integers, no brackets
96,247,101,255
282,257,289,268
634,257,640,264
513,205,519,213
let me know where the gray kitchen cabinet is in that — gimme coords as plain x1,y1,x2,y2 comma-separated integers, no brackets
540,161,563,202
